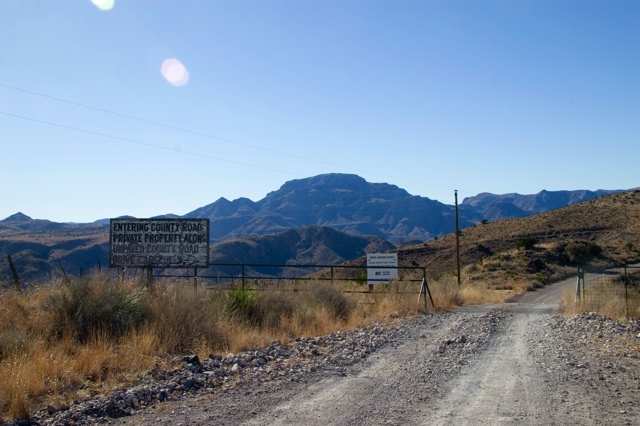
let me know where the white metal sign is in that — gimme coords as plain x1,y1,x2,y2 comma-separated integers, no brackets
109,218,209,268
367,253,398,284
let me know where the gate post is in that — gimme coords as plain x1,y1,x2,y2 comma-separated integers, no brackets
575,267,582,303
7,255,21,291
241,264,246,290
624,266,629,318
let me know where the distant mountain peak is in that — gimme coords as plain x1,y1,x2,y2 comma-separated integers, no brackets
184,173,452,243
2,212,33,222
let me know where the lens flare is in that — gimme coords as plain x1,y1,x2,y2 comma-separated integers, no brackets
91,0,115,11
161,58,190,87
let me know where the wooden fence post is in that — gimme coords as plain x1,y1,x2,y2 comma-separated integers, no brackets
7,255,21,291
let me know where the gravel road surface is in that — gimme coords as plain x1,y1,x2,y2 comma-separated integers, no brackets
21,277,640,425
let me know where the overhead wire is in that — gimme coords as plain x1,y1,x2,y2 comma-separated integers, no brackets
0,82,463,195
0,111,306,177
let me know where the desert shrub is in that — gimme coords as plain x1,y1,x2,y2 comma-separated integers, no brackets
563,241,602,265
587,242,603,256
150,284,225,353
309,283,353,321
254,289,298,329
354,270,368,285
484,261,503,272
476,244,493,256
516,237,537,250
44,278,150,342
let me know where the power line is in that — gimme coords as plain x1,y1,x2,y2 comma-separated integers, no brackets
0,82,461,194
0,111,306,177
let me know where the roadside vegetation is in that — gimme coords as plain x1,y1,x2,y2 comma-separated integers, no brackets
560,269,640,321
0,273,470,420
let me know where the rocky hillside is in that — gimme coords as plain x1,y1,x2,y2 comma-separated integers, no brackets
203,225,395,279
187,173,462,243
0,213,109,283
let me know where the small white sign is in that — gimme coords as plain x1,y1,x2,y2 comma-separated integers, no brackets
367,253,398,284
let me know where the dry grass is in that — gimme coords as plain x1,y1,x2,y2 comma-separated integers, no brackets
560,277,640,321
459,282,512,305
428,274,515,307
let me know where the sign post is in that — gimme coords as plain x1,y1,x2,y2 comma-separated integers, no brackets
109,219,210,284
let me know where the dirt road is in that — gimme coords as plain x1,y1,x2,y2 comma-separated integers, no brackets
66,277,640,426
233,278,624,426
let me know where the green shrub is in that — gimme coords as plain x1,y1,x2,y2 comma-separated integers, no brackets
476,244,493,256
563,241,602,265
224,286,259,324
516,237,537,250
536,273,548,285
587,242,603,256
354,270,368,285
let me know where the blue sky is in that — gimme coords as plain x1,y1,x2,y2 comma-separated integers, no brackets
1,0,638,223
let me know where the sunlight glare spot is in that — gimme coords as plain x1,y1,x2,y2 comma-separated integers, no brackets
91,0,115,11
161,58,190,87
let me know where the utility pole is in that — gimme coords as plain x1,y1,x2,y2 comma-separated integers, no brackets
455,190,461,286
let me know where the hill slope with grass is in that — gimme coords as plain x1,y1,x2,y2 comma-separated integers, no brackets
397,189,640,287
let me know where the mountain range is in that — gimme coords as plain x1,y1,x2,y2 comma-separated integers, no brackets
0,173,627,283
185,174,623,243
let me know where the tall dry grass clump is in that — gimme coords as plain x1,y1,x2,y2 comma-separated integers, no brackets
149,283,227,354
42,275,151,342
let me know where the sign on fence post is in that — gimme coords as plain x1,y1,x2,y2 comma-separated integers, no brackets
367,253,398,285
109,218,210,268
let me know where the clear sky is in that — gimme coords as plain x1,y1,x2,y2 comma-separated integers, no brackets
1,0,638,223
